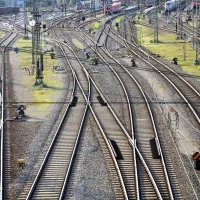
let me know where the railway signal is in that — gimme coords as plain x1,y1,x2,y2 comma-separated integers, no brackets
154,0,158,43
82,16,86,51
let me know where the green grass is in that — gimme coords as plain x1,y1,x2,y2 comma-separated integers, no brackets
115,16,124,29
136,24,200,78
0,31,4,37
135,14,147,23
188,20,196,28
93,21,101,33
16,38,64,110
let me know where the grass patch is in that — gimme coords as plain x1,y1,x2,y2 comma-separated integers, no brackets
135,14,147,23
16,38,64,111
0,31,4,37
188,20,196,28
115,16,124,29
72,38,83,49
93,21,101,33
136,24,200,78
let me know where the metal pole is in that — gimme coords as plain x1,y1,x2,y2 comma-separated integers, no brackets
32,7,35,66
24,2,28,39
154,0,158,43
1,46,6,200
193,15,195,50
184,34,186,61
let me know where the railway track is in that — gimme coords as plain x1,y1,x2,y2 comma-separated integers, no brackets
107,16,200,198
0,32,18,200
105,19,185,199
107,17,200,126
52,19,130,199
18,15,129,199
73,12,200,199
6,9,199,200
66,15,184,199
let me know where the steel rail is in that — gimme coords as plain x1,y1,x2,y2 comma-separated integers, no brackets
96,21,140,200
26,18,89,199
73,20,163,199
50,21,129,200
52,23,129,199
109,23,200,124
102,21,173,199
25,73,76,200
109,21,194,199
74,16,180,199
127,17,200,97
121,19,174,200
0,32,18,200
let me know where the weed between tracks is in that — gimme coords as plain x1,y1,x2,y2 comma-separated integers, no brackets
16,38,65,111
115,16,124,29
135,20,200,79
0,31,5,37
93,21,101,33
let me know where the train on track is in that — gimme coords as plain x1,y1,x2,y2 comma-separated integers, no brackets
104,0,121,14
0,7,19,15
164,0,186,12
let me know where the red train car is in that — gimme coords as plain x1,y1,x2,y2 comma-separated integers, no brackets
104,0,121,14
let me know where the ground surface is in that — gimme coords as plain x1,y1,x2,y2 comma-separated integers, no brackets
5,10,200,200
